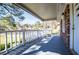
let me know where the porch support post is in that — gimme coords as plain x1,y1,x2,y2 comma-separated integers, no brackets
72,4,74,50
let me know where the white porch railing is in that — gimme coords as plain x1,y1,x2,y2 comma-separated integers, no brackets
0,29,52,53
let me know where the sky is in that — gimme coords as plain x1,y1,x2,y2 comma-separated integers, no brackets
15,10,42,25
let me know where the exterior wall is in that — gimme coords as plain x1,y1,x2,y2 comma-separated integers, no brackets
74,4,79,54
57,3,79,54
68,4,79,54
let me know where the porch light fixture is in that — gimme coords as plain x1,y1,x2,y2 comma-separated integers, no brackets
61,13,64,20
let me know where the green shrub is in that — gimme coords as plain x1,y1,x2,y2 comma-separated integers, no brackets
0,43,10,51
0,41,22,51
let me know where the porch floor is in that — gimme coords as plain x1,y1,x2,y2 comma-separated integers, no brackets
4,35,72,55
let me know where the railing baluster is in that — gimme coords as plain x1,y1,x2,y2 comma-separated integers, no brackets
35,31,37,39
34,31,35,39
15,32,17,46
19,32,20,44
38,31,40,37
43,30,44,36
44,30,45,36
40,31,41,37
30,31,32,40
0,33,1,51
36,31,38,38
10,32,13,48
27,31,29,42
35,31,36,39
32,31,33,40
27,31,28,42
30,31,32,41
28,31,29,42
30,31,31,40
39,31,40,37
42,30,43,36
35,31,36,38
22,31,25,45
28,31,30,42
25,31,27,42
37,30,39,38
32,31,36,39
5,32,7,52
29,31,30,42
33,31,34,39
41,30,42,36
0,33,2,51
30,31,33,40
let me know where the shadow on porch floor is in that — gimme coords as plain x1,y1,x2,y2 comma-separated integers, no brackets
21,35,72,55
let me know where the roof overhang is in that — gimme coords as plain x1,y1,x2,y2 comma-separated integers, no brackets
15,3,57,21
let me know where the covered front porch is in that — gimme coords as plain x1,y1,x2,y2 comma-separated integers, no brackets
0,3,78,55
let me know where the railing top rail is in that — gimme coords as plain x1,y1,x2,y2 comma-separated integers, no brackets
0,29,51,33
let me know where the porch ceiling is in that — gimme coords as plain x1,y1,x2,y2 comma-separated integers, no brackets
18,3,57,21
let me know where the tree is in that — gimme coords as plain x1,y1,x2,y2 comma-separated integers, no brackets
0,17,13,30
0,3,26,30
0,3,25,24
